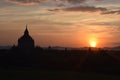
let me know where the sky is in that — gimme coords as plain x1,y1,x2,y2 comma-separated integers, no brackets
0,0,120,47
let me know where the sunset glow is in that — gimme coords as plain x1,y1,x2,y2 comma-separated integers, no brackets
0,0,120,47
90,41,97,48
89,37,98,47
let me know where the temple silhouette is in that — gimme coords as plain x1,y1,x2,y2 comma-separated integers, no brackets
18,25,35,50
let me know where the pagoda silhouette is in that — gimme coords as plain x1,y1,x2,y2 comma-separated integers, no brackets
18,25,35,50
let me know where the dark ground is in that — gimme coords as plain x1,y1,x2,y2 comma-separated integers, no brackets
0,69,120,80
0,48,120,80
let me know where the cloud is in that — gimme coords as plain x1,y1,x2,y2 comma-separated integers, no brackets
5,0,102,6
6,0,47,5
58,0,102,4
89,21,120,27
102,10,120,15
48,5,120,15
6,0,86,6
59,0,87,4
48,6,107,13
64,6,107,12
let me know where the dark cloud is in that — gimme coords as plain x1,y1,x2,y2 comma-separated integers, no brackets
63,6,107,12
6,0,86,6
48,8,61,12
58,0,102,4
5,0,102,6
6,0,46,5
59,0,87,4
102,10,120,15
48,6,107,12
48,5,120,15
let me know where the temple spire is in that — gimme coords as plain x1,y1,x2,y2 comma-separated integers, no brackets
24,24,29,35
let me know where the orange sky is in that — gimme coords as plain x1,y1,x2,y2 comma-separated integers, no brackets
0,0,120,47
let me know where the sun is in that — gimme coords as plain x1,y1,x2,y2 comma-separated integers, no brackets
90,41,97,48
89,38,98,48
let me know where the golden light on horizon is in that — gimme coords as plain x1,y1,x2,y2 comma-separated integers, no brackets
90,41,97,47
89,38,98,48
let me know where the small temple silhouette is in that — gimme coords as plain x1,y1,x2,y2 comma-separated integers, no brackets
18,25,35,50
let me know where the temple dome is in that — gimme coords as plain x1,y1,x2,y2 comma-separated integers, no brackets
18,26,35,49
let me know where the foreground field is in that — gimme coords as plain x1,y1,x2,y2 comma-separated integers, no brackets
0,49,120,79
0,70,120,80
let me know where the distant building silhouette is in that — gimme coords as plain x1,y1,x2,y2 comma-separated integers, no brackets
18,25,35,50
